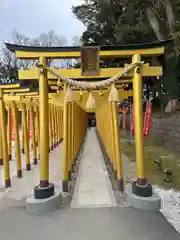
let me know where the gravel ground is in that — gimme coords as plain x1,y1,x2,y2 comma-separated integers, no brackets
155,187,180,234
123,153,180,234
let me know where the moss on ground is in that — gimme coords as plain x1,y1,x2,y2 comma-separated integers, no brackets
120,131,180,190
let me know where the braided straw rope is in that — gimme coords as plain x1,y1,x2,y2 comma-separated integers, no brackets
38,61,143,90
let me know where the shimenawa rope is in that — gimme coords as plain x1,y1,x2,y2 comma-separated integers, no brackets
37,61,143,106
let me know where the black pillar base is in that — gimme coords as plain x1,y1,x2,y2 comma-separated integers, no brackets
72,163,76,173
116,179,124,191
26,163,31,171
34,183,55,199
9,155,12,161
22,148,25,154
112,169,117,180
17,169,22,178
63,180,69,192
33,158,38,165
132,181,153,197
104,155,109,165
108,163,113,172
75,153,79,163
0,159,3,165
51,146,54,151
68,171,72,181
5,178,11,188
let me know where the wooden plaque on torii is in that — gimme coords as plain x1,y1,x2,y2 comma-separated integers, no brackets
81,46,100,76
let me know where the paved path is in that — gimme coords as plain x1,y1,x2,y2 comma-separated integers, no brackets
0,128,179,239
71,127,117,208
0,141,63,207
0,206,179,240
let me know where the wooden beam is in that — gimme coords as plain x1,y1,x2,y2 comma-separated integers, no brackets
0,84,20,89
11,92,39,96
48,79,132,86
48,80,58,85
15,47,165,59
50,89,133,113
50,86,59,90
19,66,162,80
3,95,22,101
4,88,30,93
24,95,39,99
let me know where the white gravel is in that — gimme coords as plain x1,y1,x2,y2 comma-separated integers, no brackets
155,186,180,234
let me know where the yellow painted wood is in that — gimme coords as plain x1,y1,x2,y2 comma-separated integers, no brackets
16,47,165,59
132,54,146,182
48,80,57,85
4,88,30,93
0,89,11,186
7,107,12,160
12,101,22,176
14,92,39,96
48,79,132,87
18,66,162,80
4,89,132,113
50,86,59,90
4,95,22,101
50,89,132,112
39,56,49,185
0,84,20,89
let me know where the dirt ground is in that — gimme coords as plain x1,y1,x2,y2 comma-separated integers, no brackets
150,110,180,153
120,125,180,190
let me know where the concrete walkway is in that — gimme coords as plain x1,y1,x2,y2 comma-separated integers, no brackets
71,127,117,208
0,129,179,239
0,142,63,208
0,205,179,240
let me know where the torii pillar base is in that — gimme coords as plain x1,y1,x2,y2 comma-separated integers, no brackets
25,184,61,214
125,183,161,212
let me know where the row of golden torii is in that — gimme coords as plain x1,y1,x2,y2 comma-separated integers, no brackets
0,42,164,200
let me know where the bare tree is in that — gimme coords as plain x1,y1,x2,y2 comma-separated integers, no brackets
0,29,32,70
32,30,67,47
72,36,82,46
71,36,82,68
31,30,70,68
0,29,69,72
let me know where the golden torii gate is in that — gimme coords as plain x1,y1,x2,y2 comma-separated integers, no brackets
1,85,64,188
0,84,33,186
4,41,165,206
0,85,39,186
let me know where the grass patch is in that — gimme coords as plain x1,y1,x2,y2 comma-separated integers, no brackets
120,131,180,190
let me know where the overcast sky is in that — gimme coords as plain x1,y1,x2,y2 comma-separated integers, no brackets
0,0,86,45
